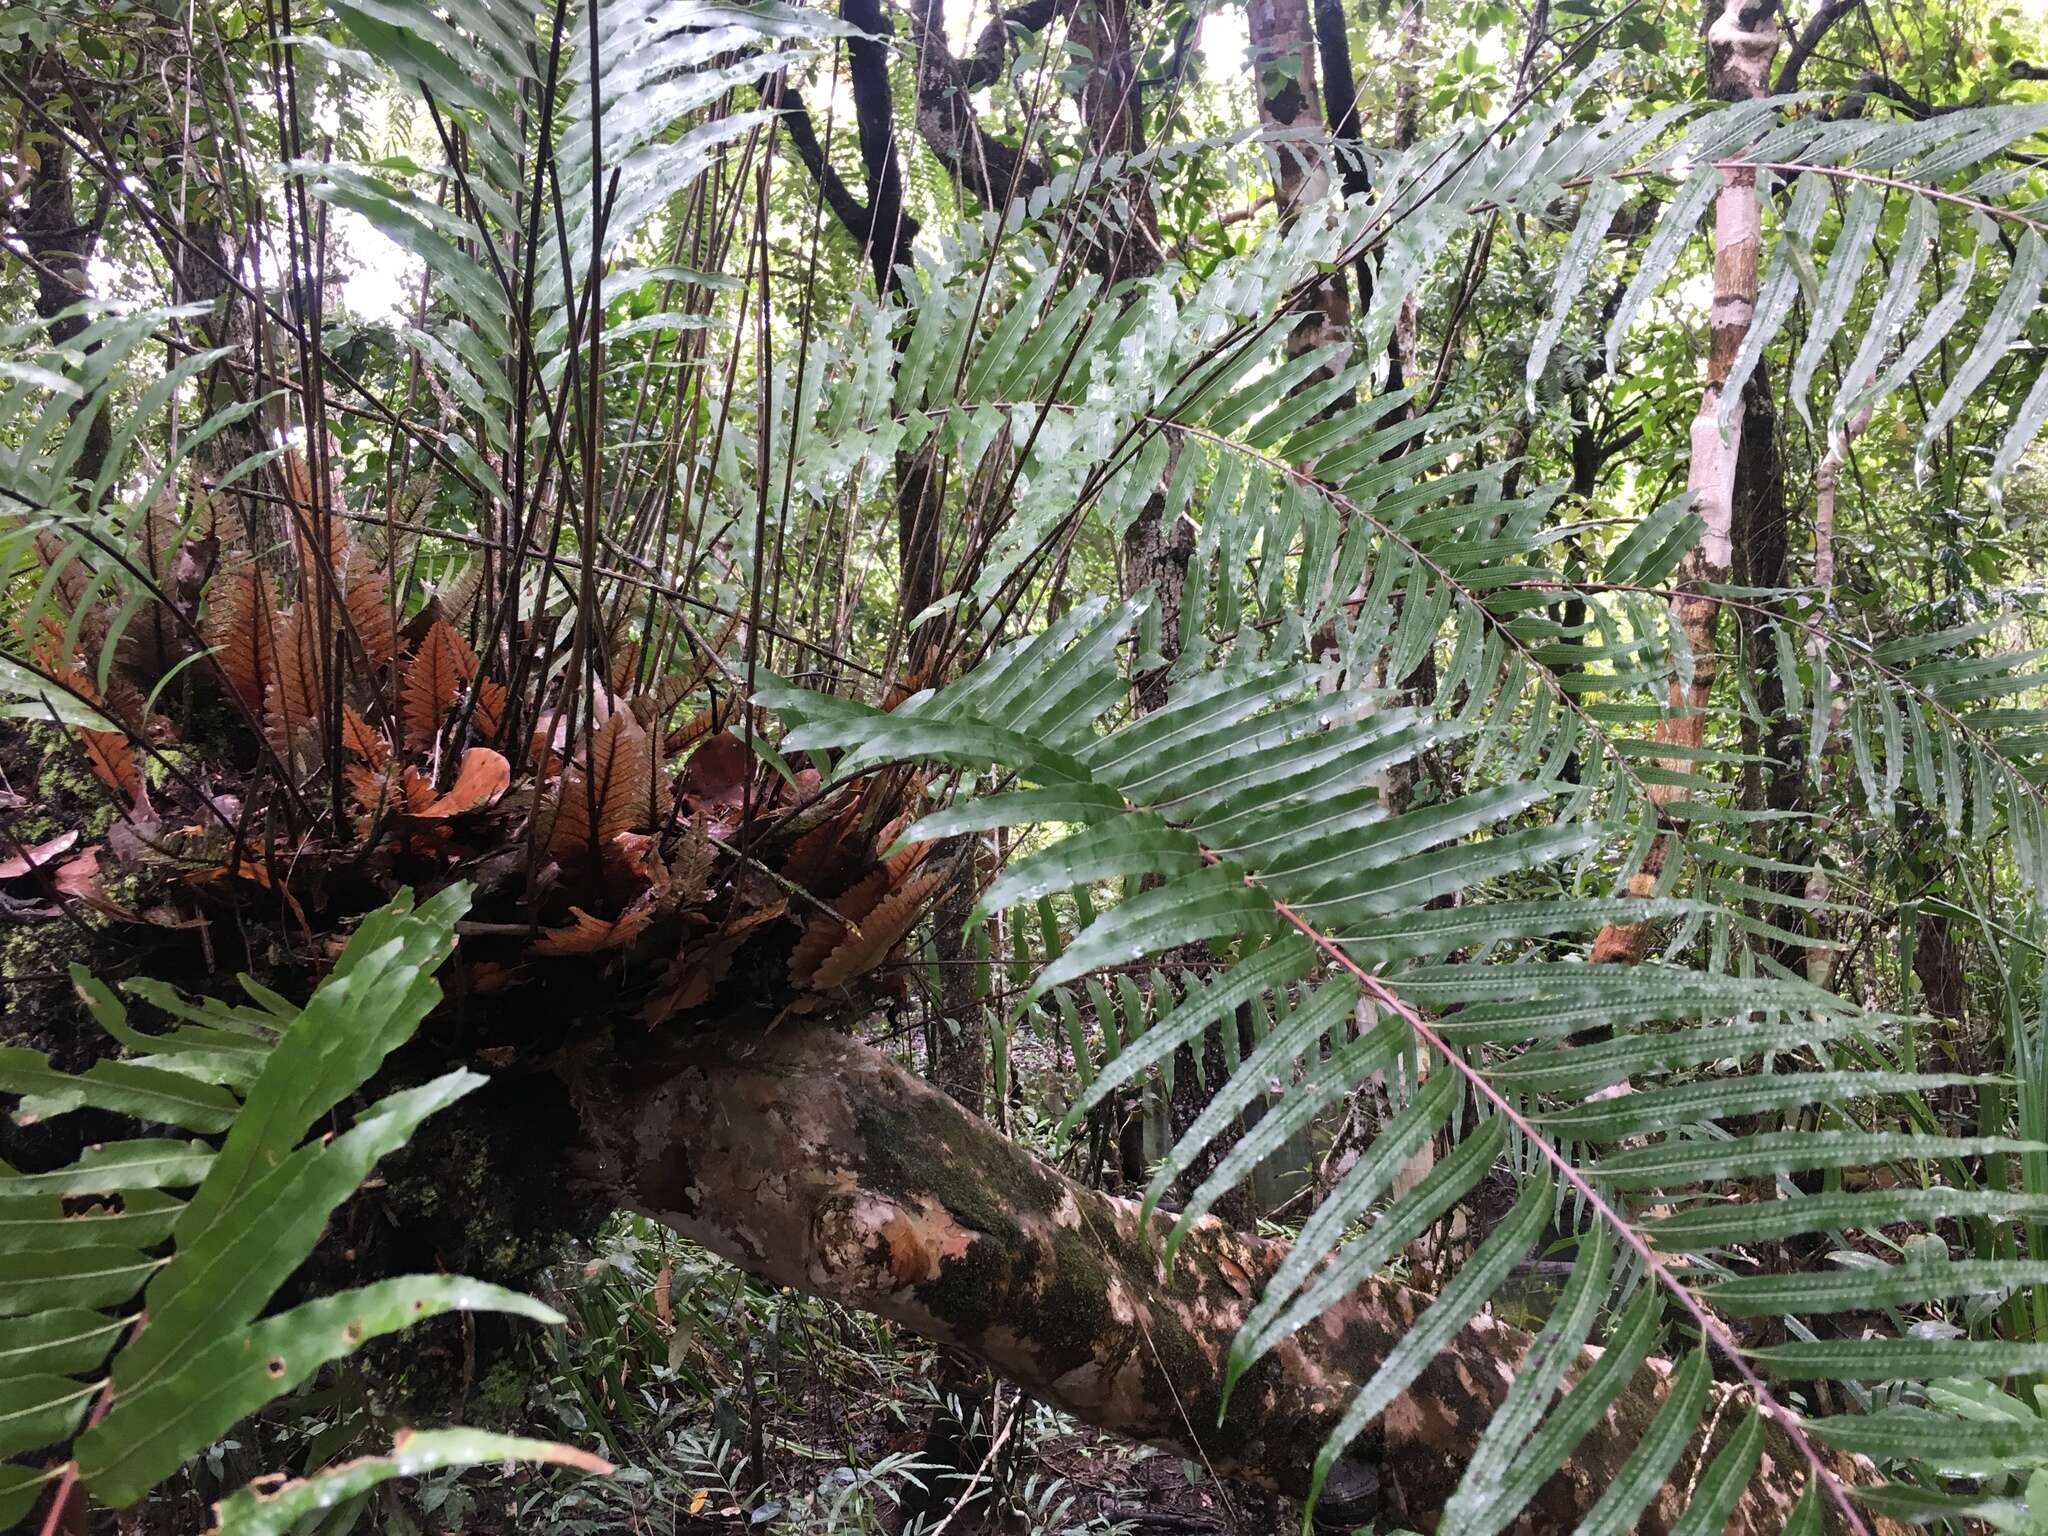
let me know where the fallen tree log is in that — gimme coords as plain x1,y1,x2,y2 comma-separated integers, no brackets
573,1025,1903,1534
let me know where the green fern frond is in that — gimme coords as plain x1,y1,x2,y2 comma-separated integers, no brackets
766,594,2041,1527
0,887,603,1528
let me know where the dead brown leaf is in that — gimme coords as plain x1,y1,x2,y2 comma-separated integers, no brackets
419,748,511,818
530,902,657,957
0,830,80,880
401,619,477,749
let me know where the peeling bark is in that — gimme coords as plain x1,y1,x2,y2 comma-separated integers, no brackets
1247,0,1354,366
1069,0,1166,286
1312,0,1380,336
575,1025,1900,1532
1592,0,1781,967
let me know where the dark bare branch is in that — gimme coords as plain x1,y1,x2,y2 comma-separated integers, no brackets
908,0,1052,208
961,0,1069,90
773,80,880,255
1773,0,1856,94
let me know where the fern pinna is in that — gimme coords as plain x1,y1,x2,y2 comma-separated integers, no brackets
765,594,2043,1533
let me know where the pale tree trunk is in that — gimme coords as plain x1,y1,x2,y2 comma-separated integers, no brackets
1248,0,1354,365
1593,0,1781,965
573,1024,1902,1533
1389,0,1427,397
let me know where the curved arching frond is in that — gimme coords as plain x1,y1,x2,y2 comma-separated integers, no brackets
764,594,2036,1527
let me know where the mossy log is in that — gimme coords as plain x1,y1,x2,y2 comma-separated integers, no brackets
575,1025,1903,1534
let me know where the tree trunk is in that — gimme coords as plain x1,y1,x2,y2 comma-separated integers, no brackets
909,0,1051,208
573,1024,1899,1533
1313,0,1380,341
842,0,921,296
1054,0,1245,1220
1593,0,1781,965
19,60,113,486
1247,0,1353,365
1069,0,1163,286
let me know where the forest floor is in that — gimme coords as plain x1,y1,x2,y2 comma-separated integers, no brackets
399,1226,1304,1536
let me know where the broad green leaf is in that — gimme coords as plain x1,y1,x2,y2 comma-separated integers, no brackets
1540,1072,1992,1141
1788,181,1882,429
1491,1284,1663,1525
825,716,1091,785
0,1245,159,1318
2,1048,239,1134
1808,1406,2048,1463
1228,1069,1462,1396
1706,1258,2048,1315
0,1372,97,1458
1060,935,1315,1131
0,1464,53,1529
1646,1188,2048,1248
1917,231,2048,478
1175,1016,1403,1241
73,966,277,1085
1718,174,1829,430
1242,1115,1507,1393
170,887,467,1259
0,1140,212,1200
210,1428,611,1536
1019,867,1279,1011
1850,1481,2029,1526
905,784,1125,842
1594,1132,2043,1189
1606,491,1703,587
0,656,127,732
1606,166,1716,375
1751,1338,2048,1382
1833,193,1934,435
1853,239,1977,428
1307,1170,1554,1510
0,1188,181,1254
1990,354,2048,510
1667,1409,1764,1536
1338,899,1700,966
969,815,1202,932
1482,1014,1865,1096
1259,781,1563,893
84,1276,561,1506
117,1071,485,1393
0,1308,126,1378
1293,824,1600,924
1529,178,1630,408
1151,978,1359,1237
